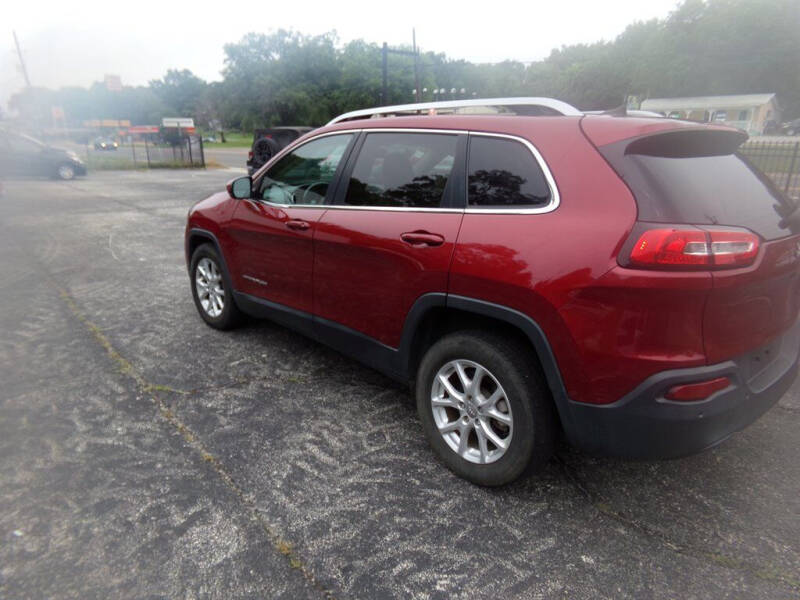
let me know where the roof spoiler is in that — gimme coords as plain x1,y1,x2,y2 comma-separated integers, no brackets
584,107,665,118
625,129,749,157
603,104,628,117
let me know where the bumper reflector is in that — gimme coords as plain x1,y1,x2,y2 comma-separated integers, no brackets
665,377,731,401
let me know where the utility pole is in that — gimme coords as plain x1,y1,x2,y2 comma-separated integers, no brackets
380,40,420,105
382,43,388,106
412,29,421,103
13,30,31,87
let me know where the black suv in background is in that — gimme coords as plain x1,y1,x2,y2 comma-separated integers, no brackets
0,130,86,180
247,126,315,174
783,118,800,136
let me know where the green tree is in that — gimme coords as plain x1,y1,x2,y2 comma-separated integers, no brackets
149,69,207,118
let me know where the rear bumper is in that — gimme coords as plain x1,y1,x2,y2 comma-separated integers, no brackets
563,320,800,459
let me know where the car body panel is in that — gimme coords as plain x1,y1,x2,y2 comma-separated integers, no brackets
226,201,325,313
704,234,800,363
313,209,463,347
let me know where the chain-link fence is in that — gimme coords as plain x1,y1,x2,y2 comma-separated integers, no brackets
739,140,800,199
83,135,205,170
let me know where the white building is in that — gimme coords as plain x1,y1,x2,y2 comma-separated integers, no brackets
640,93,780,135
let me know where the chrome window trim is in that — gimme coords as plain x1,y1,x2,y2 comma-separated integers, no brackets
464,132,560,215
323,206,465,213
345,127,468,135
254,130,360,208
254,127,561,215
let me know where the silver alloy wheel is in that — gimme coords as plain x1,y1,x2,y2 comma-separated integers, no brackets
58,165,75,180
431,359,513,464
195,257,225,318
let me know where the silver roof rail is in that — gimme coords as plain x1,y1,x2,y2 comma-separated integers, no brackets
326,97,583,125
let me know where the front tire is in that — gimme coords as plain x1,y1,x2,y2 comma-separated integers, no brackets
416,331,556,486
57,163,76,180
190,243,242,330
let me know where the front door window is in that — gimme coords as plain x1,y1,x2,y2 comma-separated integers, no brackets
259,134,354,205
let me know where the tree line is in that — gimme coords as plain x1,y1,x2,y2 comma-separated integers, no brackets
7,0,799,132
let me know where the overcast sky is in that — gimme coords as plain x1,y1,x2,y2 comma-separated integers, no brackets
2,0,678,107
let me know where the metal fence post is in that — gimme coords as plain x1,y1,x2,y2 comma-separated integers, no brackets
131,137,137,168
188,135,193,166
787,142,799,195
199,135,205,168
144,136,151,168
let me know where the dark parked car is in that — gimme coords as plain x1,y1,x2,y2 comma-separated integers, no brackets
782,118,800,136
247,126,315,175
94,136,119,150
186,98,800,486
0,130,86,180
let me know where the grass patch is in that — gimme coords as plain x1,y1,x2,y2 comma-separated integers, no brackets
204,132,252,148
85,158,207,171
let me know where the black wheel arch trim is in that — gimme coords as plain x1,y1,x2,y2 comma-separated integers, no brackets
444,295,573,429
186,228,239,307
187,228,228,273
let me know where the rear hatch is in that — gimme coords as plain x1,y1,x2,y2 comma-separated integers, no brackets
592,124,800,364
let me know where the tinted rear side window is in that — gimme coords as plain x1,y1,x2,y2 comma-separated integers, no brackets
344,132,457,208
467,136,551,208
601,130,794,240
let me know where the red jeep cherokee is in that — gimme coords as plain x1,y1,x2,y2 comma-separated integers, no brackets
185,99,800,486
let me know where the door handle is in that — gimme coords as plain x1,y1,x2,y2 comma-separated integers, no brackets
286,219,310,231
400,231,445,247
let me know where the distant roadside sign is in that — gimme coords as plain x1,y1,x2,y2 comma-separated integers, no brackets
129,125,159,134
162,118,194,128
105,74,123,92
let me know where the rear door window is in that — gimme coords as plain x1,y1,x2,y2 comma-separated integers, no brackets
467,136,552,208
342,132,458,209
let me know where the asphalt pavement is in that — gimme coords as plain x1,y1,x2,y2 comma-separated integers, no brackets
1,169,799,599
203,146,248,170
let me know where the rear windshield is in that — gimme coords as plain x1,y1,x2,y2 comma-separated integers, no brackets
600,130,795,240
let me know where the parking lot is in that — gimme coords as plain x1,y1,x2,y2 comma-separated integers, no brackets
1,168,799,599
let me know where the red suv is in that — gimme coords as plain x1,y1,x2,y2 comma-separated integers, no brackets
185,99,800,486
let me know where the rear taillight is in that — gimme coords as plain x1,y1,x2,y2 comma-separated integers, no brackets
626,226,759,270
247,151,254,160
707,230,759,267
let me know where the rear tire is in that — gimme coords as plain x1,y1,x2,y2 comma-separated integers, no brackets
416,331,556,486
190,243,242,330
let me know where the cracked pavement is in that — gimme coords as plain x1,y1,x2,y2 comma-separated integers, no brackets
1,170,798,599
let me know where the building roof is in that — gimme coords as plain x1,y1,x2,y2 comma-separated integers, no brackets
641,93,776,112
